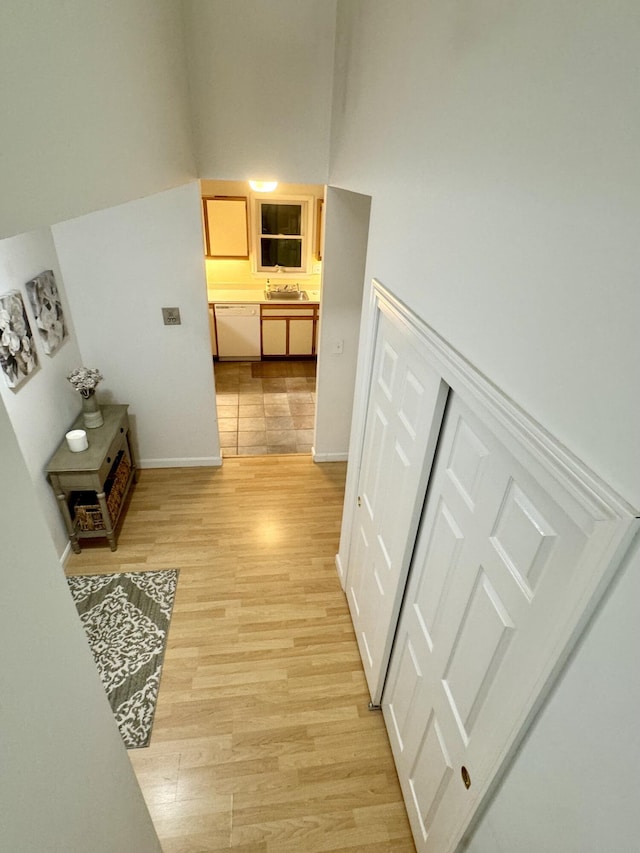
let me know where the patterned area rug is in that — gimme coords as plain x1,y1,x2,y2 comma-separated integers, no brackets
67,569,178,749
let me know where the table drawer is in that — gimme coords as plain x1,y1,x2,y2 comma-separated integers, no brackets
98,415,130,484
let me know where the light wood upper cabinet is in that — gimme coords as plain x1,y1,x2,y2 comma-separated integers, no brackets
203,196,249,259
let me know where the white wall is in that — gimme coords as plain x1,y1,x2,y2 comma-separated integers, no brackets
0,229,84,555
0,397,161,853
330,0,640,508
461,534,640,853
314,187,371,460
328,2,640,849
183,0,337,184
52,183,221,468
0,0,195,238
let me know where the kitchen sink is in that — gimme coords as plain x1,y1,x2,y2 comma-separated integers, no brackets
264,290,309,300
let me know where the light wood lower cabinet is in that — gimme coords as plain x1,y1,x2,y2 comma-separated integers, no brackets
261,317,287,355
261,304,318,357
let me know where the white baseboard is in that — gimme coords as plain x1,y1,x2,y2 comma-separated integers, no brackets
312,449,349,463
60,541,73,568
139,456,223,469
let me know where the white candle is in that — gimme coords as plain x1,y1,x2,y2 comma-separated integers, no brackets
66,429,88,452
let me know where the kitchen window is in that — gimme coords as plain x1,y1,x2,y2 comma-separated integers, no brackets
253,197,311,274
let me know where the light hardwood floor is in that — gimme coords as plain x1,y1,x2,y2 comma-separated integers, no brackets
65,456,415,853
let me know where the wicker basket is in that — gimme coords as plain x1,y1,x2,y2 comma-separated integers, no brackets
72,452,131,532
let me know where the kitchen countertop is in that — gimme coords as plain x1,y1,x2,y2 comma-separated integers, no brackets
208,287,320,304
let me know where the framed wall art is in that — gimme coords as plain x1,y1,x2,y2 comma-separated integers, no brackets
0,290,39,390
25,269,68,356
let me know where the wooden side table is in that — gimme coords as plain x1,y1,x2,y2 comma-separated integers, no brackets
47,404,137,553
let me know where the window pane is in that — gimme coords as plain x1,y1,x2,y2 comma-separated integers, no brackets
261,238,302,268
261,204,302,236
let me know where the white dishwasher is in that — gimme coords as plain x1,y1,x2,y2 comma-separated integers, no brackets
214,303,261,361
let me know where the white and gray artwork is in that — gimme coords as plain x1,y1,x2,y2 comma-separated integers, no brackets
25,269,68,356
0,290,39,390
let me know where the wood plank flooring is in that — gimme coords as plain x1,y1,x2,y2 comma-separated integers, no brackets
65,456,415,853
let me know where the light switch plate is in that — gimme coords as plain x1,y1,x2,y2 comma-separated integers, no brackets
162,307,181,325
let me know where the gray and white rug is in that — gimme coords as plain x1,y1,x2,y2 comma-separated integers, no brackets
67,569,178,749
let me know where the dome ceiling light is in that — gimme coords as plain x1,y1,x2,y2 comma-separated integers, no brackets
248,180,278,192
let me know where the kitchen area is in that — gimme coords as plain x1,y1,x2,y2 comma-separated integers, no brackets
202,179,325,456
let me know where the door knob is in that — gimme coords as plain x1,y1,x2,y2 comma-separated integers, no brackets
357,495,362,507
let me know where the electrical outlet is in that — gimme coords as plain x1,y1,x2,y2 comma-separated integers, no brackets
162,307,181,326
312,262,322,274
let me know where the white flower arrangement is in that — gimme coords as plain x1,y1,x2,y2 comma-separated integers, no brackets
67,367,103,398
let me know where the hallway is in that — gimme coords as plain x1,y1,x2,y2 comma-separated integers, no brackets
65,456,415,852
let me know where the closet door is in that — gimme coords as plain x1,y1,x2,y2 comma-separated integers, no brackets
382,392,636,853
346,302,448,702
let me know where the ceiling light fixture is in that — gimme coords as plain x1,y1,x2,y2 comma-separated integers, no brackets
248,180,278,192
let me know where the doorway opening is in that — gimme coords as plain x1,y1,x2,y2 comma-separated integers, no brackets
214,359,316,456
201,179,372,463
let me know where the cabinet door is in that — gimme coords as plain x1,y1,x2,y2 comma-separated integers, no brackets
288,318,315,355
203,196,249,259
262,319,287,355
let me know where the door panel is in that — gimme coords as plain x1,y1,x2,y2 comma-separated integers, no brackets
346,305,449,701
261,319,287,355
289,318,314,354
383,392,607,852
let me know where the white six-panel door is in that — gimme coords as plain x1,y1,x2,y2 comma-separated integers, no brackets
346,302,448,702
382,391,636,853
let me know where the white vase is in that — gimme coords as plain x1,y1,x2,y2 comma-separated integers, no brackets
81,392,103,428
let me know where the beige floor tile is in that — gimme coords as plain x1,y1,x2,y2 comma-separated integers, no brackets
238,404,264,418
267,443,298,454
215,392,239,405
262,379,287,393
214,360,317,458
289,402,315,416
238,417,267,432
237,445,269,456
218,417,238,432
216,405,238,419
285,377,311,391
264,402,290,417
291,414,314,429
265,416,295,430
237,393,265,405
219,432,238,449
238,430,268,447
266,430,298,447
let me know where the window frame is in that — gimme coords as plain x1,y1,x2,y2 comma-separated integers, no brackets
252,195,312,275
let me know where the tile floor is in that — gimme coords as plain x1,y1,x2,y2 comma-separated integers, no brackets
214,359,317,456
